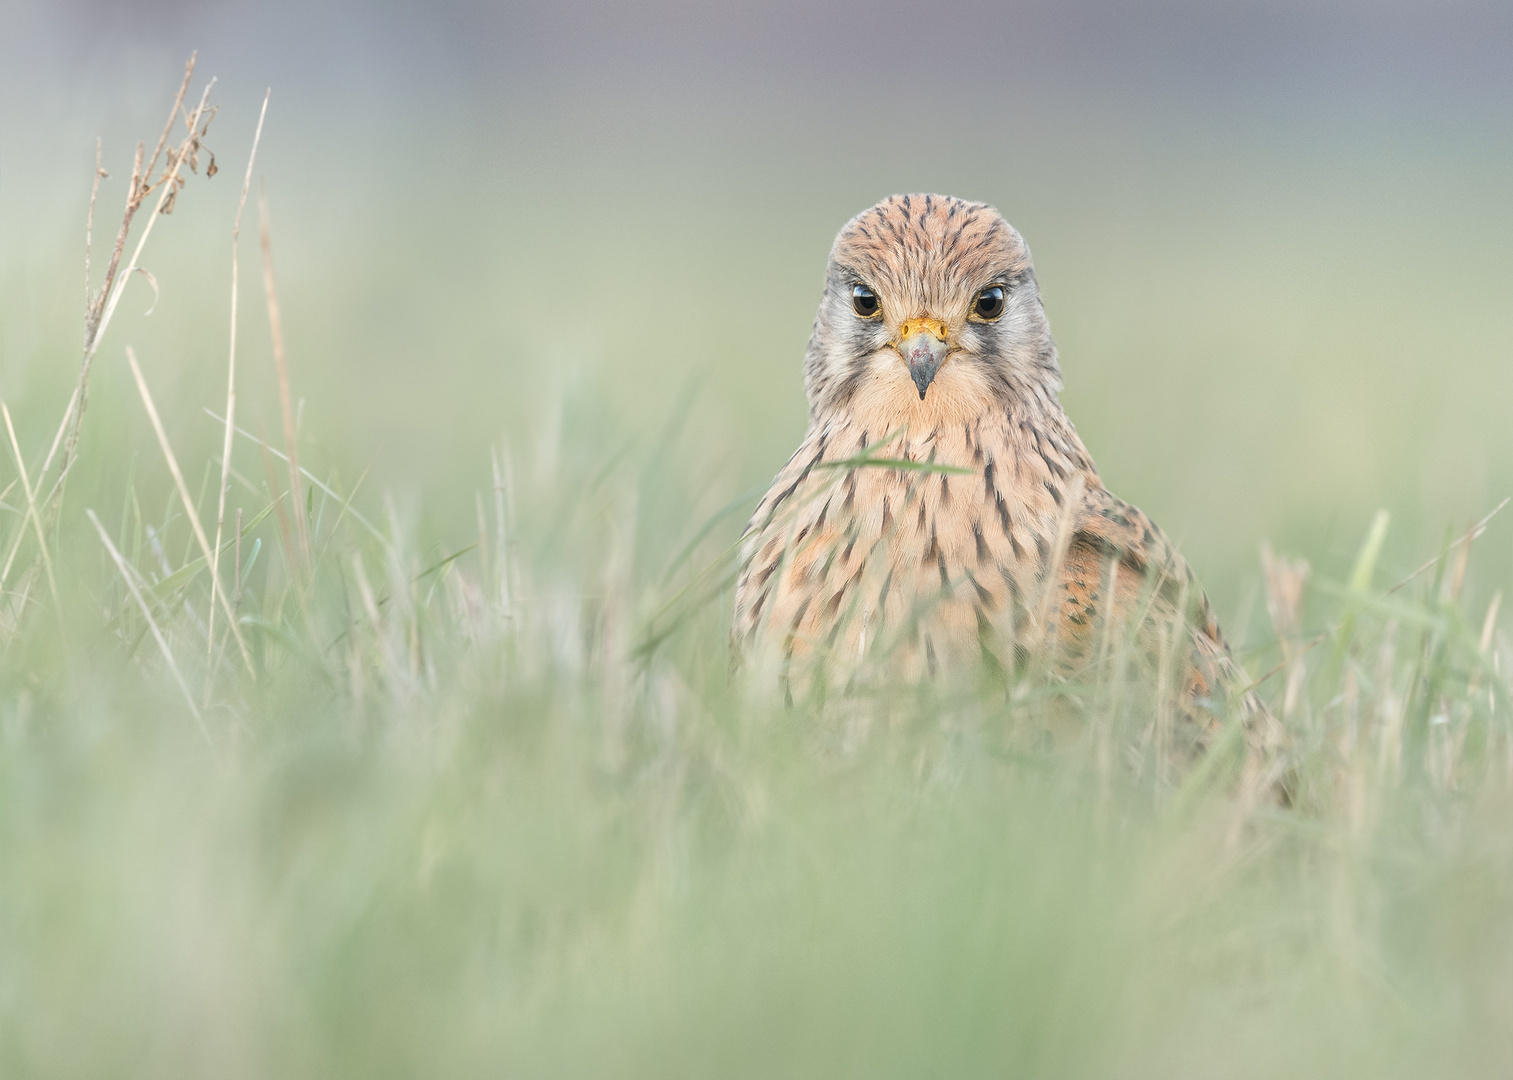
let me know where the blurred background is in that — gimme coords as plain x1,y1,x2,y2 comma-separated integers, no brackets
3,0,1512,628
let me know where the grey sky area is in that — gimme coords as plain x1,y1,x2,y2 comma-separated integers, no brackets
9,0,1513,116
7,0,1510,264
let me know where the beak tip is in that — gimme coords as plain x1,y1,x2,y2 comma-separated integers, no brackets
899,329,949,402
908,359,940,400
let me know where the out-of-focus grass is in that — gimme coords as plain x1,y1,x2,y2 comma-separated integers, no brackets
2,68,1513,1079
9,104,1512,621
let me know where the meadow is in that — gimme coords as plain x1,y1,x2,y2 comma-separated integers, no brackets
1,58,1512,1077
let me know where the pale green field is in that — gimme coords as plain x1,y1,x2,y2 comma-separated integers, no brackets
1,59,1512,1078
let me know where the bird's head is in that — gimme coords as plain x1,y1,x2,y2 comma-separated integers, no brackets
803,194,1061,428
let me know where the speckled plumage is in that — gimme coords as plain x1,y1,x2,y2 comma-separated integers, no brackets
733,194,1267,758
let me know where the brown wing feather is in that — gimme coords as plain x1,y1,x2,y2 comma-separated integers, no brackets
1051,486,1284,772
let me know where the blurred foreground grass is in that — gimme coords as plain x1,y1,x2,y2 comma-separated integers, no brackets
2,66,1513,1078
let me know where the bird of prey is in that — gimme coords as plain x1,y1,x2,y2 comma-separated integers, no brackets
733,193,1267,762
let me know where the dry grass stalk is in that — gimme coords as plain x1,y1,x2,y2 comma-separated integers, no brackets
258,183,310,573
84,137,106,314
1445,528,1473,605
1261,542,1310,719
125,346,253,673
0,63,216,606
48,58,219,512
1387,495,1511,598
234,507,244,608
205,408,386,546
257,430,298,582
1,404,60,612
0,454,41,598
1465,591,1504,743
86,509,206,734
1480,593,1503,657
1246,497,1512,695
350,551,411,700
208,89,271,680
475,491,491,606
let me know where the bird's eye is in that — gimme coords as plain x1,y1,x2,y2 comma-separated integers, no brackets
973,285,1006,321
851,284,880,318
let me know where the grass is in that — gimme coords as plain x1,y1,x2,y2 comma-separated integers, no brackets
2,61,1512,1078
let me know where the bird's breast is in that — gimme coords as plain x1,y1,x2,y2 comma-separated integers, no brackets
734,413,1093,678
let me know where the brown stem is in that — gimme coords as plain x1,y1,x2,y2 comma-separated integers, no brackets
258,181,310,573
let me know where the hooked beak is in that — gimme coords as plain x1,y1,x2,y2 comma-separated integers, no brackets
895,317,951,400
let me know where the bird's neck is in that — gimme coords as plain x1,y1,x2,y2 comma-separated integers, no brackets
812,378,1097,480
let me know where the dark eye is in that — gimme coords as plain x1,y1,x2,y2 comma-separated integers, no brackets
851,284,880,318
973,285,1006,321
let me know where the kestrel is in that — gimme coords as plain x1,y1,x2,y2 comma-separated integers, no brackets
733,194,1266,760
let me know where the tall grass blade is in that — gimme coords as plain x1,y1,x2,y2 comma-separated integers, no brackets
125,346,253,673
86,509,206,737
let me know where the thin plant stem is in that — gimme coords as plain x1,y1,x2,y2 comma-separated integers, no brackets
87,509,206,736
48,61,215,522
208,89,270,688
0,403,60,612
258,182,310,572
125,346,253,673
